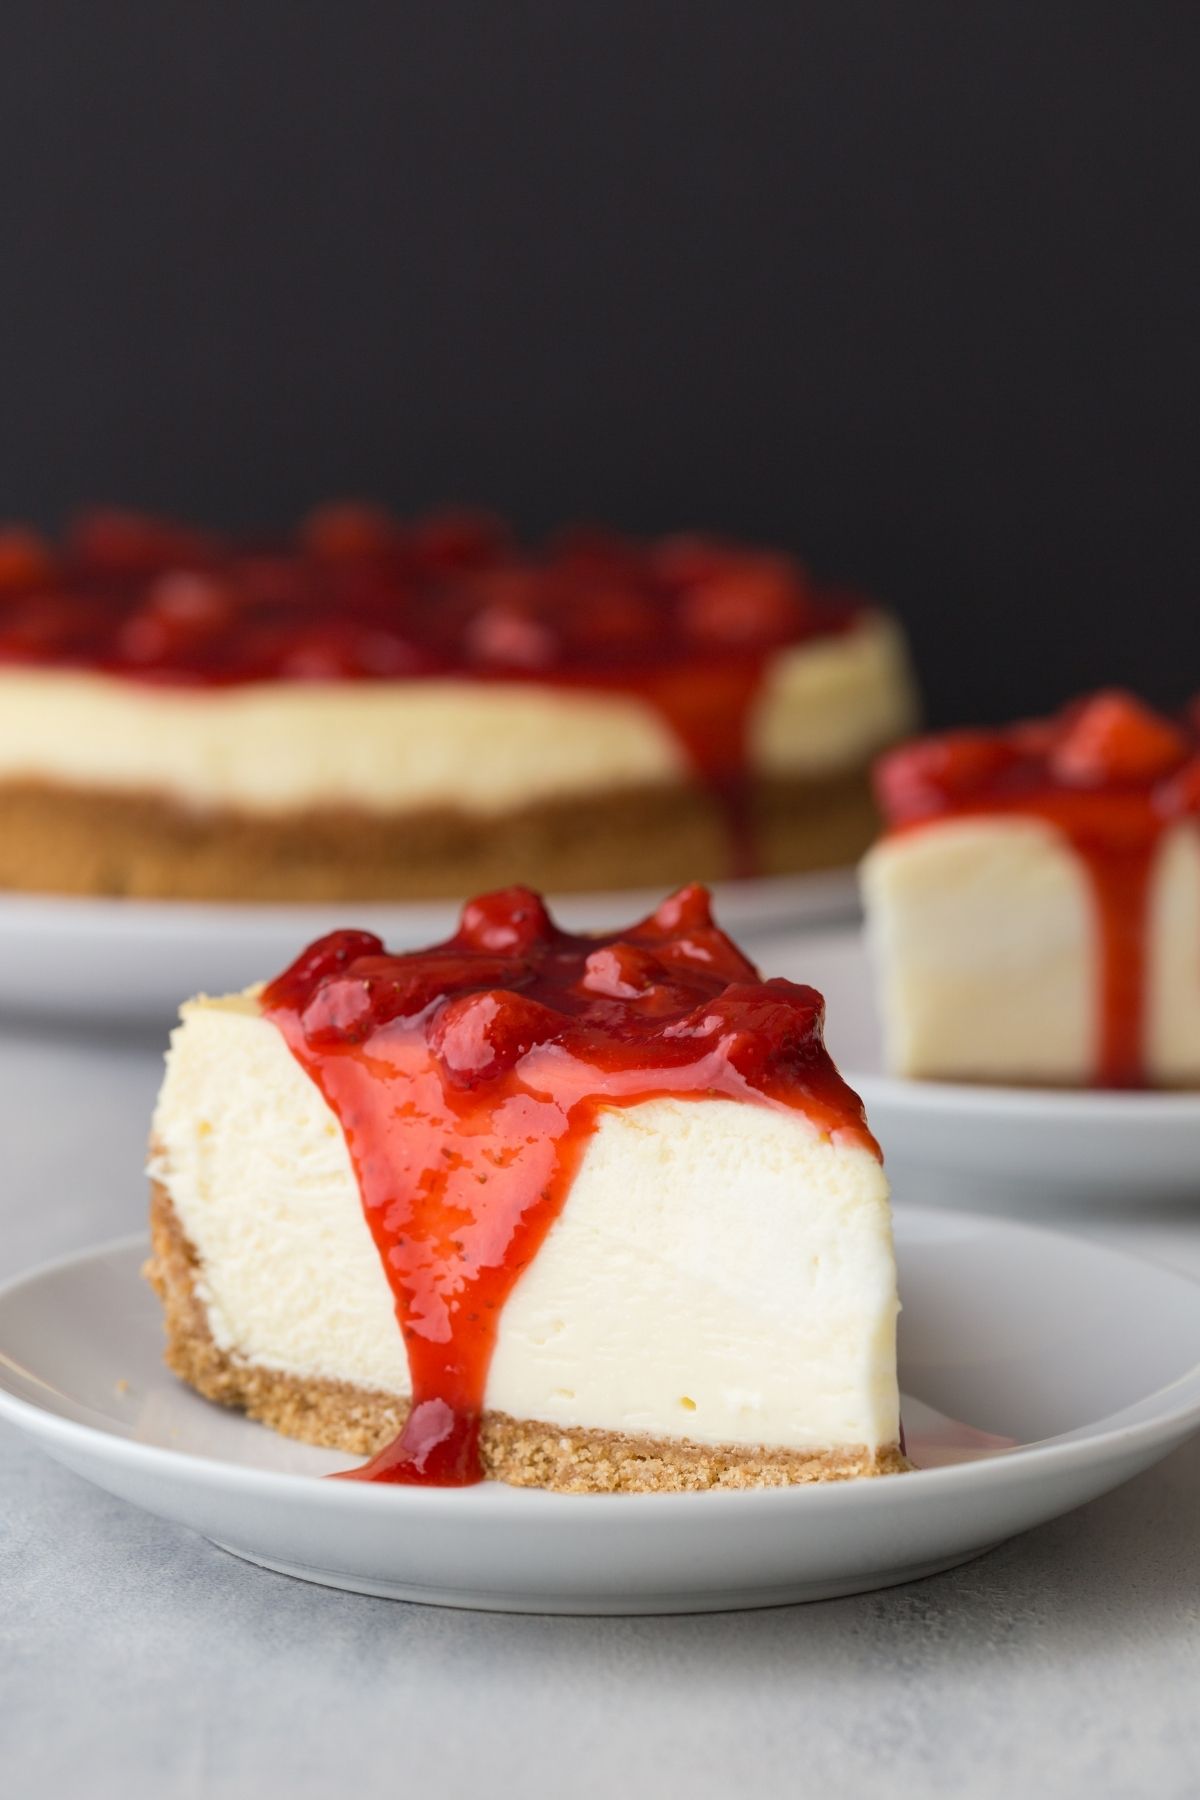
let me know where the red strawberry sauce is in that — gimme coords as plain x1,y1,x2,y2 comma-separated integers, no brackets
261,883,876,1485
875,692,1200,1086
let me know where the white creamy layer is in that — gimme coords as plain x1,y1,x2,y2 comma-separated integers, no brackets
149,995,901,1454
862,817,1200,1084
0,612,915,816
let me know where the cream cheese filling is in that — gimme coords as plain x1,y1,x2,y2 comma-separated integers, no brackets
149,994,901,1453
0,612,915,816
862,816,1200,1084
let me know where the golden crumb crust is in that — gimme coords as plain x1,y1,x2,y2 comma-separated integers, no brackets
144,1177,908,1493
0,769,878,901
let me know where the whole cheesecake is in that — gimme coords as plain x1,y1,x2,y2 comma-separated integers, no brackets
144,884,905,1490
862,690,1200,1087
0,507,917,901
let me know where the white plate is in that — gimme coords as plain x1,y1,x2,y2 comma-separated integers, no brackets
758,928,1200,1209
1,1210,1198,1614
0,869,857,1028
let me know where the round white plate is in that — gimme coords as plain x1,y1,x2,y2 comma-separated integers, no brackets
1,1210,1197,1613
758,928,1200,1209
0,869,857,1028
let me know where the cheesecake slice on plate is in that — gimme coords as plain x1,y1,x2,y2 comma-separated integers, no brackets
144,885,905,1491
862,691,1200,1087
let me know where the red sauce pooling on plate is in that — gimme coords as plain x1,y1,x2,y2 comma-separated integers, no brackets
0,508,870,878
875,692,1200,1086
261,883,877,1486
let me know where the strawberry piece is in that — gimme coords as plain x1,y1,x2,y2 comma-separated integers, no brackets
632,884,759,985
299,951,517,1047
430,988,564,1085
678,552,807,647
262,929,385,1012
0,527,55,592
1051,691,1189,786
579,943,668,1000
640,883,717,937
70,510,216,575
0,594,108,659
409,510,509,570
461,571,558,667
456,887,555,954
236,554,311,610
117,571,239,665
1154,757,1200,818
651,534,736,591
301,502,400,560
563,587,661,656
464,603,557,668
276,622,424,680
875,733,1022,820
546,526,647,584
276,627,360,680
147,570,237,630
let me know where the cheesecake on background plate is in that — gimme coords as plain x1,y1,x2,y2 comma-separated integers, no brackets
862,691,1200,1087
144,884,905,1492
0,508,917,901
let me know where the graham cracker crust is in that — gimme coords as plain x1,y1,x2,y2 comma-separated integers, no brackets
144,1179,907,1493
0,769,878,901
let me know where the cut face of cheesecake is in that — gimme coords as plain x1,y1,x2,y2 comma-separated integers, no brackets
145,885,905,1491
862,691,1200,1087
0,508,917,901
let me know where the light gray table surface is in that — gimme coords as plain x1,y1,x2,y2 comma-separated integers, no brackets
1,1017,1198,1800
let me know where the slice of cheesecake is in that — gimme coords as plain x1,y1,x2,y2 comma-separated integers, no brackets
862,691,1200,1087
0,508,918,902
145,884,905,1491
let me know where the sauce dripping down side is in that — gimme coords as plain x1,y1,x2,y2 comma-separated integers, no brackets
875,691,1200,1087
261,883,877,1486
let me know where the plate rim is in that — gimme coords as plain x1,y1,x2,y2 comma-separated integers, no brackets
2,1210,1199,1516
0,865,860,934
854,1072,1200,1123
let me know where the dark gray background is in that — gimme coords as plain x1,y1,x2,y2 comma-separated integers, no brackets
2,3,1196,725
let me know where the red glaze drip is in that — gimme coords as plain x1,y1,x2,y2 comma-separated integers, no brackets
875,691,1200,1087
563,655,768,878
261,883,877,1485
0,510,870,880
